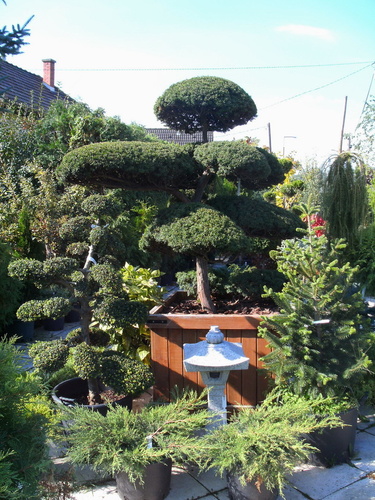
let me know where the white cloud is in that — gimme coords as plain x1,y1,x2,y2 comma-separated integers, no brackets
276,24,335,41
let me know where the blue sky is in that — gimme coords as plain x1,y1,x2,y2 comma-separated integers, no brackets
2,0,375,162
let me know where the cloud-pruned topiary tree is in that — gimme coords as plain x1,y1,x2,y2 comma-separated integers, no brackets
154,76,257,142
58,140,303,312
58,78,304,313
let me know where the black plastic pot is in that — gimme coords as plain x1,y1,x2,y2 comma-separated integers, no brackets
227,472,278,500
307,407,358,467
116,459,172,500
64,310,81,323
11,319,34,342
52,377,133,416
44,316,65,331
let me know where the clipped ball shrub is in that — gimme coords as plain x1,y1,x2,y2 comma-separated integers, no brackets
100,351,155,396
29,339,70,373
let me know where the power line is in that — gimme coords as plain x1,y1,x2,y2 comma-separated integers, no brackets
220,63,374,139
260,62,374,110
54,60,374,72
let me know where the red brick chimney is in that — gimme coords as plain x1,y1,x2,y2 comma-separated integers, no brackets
42,59,56,87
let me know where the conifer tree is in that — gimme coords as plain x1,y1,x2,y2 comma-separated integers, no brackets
322,152,369,248
259,202,372,399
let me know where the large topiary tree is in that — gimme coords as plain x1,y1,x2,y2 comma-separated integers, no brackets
58,140,303,312
154,76,257,142
58,79,304,313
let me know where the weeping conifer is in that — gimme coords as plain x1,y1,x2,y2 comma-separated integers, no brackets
322,152,368,247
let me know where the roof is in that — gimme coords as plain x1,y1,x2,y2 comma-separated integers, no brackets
146,128,214,145
0,59,72,111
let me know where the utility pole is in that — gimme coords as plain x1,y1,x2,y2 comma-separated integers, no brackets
267,122,272,152
339,96,348,153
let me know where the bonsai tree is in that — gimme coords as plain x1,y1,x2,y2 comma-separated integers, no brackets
258,202,373,401
8,193,153,405
58,78,304,313
154,76,257,143
201,390,342,499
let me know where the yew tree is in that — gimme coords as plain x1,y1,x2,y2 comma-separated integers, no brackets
154,76,257,143
58,78,304,313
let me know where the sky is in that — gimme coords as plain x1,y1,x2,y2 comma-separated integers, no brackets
2,0,375,163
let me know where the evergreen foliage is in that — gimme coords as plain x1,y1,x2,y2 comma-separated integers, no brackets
0,338,51,499
259,203,372,399
154,76,257,142
0,243,23,332
0,2,32,59
58,140,198,193
8,194,152,404
58,78,303,313
176,264,285,301
208,195,305,239
34,101,158,168
64,390,210,485
141,203,249,258
351,224,375,296
201,391,342,497
322,152,369,247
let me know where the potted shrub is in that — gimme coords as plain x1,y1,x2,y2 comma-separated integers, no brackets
258,202,373,465
8,194,152,408
29,338,154,415
57,77,305,405
200,391,342,500
63,389,211,500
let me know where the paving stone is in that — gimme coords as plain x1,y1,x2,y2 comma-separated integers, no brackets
165,467,216,499
324,476,375,499
288,463,365,499
361,425,375,437
214,491,229,500
351,431,375,472
276,483,308,499
189,467,227,492
72,481,117,499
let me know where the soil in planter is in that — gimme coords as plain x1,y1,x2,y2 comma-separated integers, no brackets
75,388,126,406
162,297,278,315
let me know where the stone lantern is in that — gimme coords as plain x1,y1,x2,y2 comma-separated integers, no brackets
183,325,249,428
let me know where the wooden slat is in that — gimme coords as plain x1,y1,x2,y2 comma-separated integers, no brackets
257,337,271,403
182,329,200,392
150,328,170,401
241,330,258,406
147,314,262,330
225,329,243,406
168,328,184,397
148,314,271,405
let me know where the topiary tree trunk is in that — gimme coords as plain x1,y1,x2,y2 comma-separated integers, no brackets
196,256,215,312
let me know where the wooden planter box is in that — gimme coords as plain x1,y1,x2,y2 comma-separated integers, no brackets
147,293,272,406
